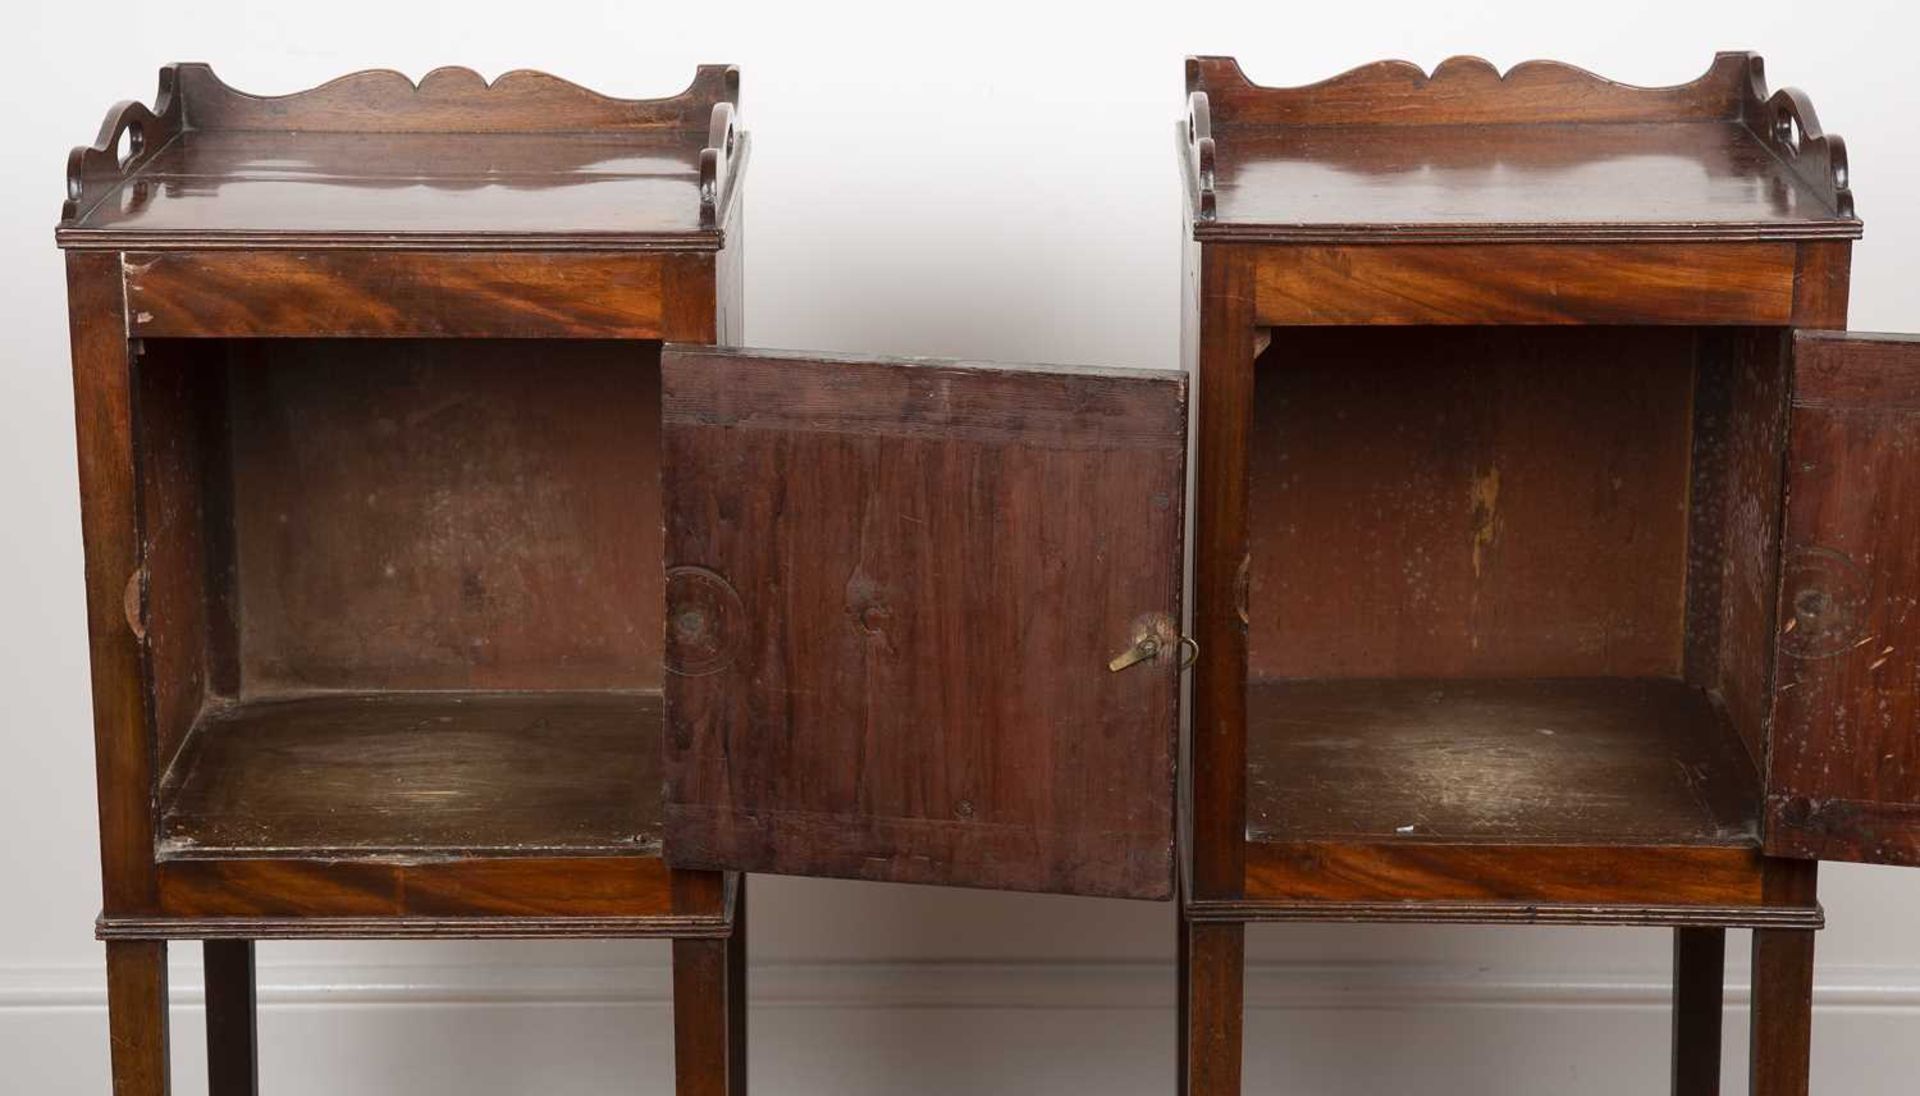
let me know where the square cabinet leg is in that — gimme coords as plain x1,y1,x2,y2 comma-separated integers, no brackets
1179,920,1244,1096
674,878,747,1096
1672,927,1725,1095
1749,929,1816,1096
204,940,259,1095
106,940,171,1096
727,880,748,1090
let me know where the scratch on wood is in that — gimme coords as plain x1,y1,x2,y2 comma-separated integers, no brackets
1469,465,1500,578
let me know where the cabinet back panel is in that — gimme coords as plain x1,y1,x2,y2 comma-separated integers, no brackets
1248,327,1695,680
222,339,663,693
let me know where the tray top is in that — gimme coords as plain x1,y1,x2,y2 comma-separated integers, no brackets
57,63,745,251
1181,53,1860,244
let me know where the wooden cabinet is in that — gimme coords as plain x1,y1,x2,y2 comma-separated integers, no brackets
1174,53,1914,1096
59,63,748,1095
59,61,1191,1096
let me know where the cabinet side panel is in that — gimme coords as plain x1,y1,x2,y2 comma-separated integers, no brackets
1767,334,1920,865
1188,246,1257,899
67,251,159,912
1690,329,1791,769
134,342,228,779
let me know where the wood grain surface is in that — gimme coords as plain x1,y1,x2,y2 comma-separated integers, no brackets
1182,53,1858,243
1671,927,1727,1096
210,339,663,693
1245,678,1759,847
1767,332,1920,865
1684,329,1792,770
126,252,674,337
662,347,1186,898
158,692,662,859
150,855,702,925
106,941,170,1096
1250,244,1798,325
60,64,745,249
1249,327,1696,680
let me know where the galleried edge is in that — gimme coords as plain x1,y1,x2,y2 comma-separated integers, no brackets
59,63,744,239
1181,52,1855,232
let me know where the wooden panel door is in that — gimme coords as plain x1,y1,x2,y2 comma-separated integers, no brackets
1767,331,1920,865
660,346,1187,899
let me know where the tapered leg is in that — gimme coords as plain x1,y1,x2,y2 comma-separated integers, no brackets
106,940,170,1096
727,879,747,1096
674,877,747,1096
1672,927,1725,1095
1177,915,1190,1096
1179,920,1243,1096
204,940,258,1095
1749,929,1815,1096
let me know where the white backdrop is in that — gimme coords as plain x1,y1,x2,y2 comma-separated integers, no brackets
5,1,1920,1092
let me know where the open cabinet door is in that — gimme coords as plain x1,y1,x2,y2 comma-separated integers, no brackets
1767,331,1920,865
659,346,1187,899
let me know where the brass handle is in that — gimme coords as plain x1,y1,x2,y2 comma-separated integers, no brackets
1108,634,1165,672
1107,613,1196,673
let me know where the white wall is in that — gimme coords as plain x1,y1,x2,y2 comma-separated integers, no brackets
4,1,1920,1091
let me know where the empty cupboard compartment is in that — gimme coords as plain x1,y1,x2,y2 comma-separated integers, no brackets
134,337,669,860
1243,325,1791,849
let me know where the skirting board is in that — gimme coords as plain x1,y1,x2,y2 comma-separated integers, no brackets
9,959,1920,1095
5,958,1920,1012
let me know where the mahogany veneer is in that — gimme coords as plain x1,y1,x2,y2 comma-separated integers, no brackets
1185,52,1855,243
58,64,742,250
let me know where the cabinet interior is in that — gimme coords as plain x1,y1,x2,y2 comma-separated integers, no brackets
135,338,665,860
1245,325,1790,849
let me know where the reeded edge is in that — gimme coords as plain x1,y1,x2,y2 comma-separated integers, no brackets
1183,898,1825,929
1187,220,1865,244
97,913,734,940
55,230,728,251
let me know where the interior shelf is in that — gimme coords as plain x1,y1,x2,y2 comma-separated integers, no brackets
1246,678,1760,848
157,691,662,860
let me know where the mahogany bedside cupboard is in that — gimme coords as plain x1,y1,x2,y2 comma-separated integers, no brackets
57,63,749,1095
1177,53,1916,1095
